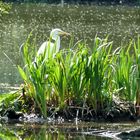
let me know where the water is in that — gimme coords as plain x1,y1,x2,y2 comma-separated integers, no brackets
0,121,140,140
0,3,140,93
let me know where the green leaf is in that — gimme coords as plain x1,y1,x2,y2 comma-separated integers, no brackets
18,65,28,81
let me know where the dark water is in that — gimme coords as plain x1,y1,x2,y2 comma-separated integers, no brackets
0,4,140,92
1,121,140,140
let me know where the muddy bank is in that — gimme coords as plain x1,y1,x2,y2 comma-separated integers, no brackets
1,97,137,123
43,96,137,122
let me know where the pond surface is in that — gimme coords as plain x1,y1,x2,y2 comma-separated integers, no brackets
1,120,140,140
0,3,140,93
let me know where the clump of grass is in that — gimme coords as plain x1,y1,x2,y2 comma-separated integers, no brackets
16,33,140,118
112,44,135,101
85,37,113,111
133,36,140,115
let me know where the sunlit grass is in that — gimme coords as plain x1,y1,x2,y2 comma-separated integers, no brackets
112,45,135,101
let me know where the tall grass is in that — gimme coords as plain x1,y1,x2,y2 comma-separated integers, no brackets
18,34,48,118
17,34,140,118
85,37,113,111
133,37,140,115
113,44,135,101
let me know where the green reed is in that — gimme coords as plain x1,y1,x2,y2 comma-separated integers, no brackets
18,34,48,118
84,37,113,111
17,34,140,118
68,44,89,102
134,37,140,107
112,44,135,101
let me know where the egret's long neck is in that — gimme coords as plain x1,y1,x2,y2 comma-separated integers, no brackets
55,36,60,52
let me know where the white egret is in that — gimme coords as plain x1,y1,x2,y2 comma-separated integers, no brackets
37,28,70,56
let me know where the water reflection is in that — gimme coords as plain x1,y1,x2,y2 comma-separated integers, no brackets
0,122,113,140
1,121,140,140
0,3,140,92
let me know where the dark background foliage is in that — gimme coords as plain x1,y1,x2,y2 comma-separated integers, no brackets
2,0,140,4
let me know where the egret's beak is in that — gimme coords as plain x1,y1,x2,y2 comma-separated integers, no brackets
59,31,71,36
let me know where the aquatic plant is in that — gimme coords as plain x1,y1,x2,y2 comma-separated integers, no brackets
14,34,140,118
18,34,48,118
17,34,111,117
85,37,113,111
112,44,136,101
133,37,140,115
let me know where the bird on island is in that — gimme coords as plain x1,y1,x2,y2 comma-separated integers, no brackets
37,28,70,56
20,28,70,68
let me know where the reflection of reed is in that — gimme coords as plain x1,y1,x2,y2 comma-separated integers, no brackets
0,123,86,140
1,122,140,140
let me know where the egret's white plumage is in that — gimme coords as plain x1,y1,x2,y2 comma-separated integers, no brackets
37,28,70,56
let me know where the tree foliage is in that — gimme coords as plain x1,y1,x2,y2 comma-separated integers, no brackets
2,0,140,4
0,1,11,14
